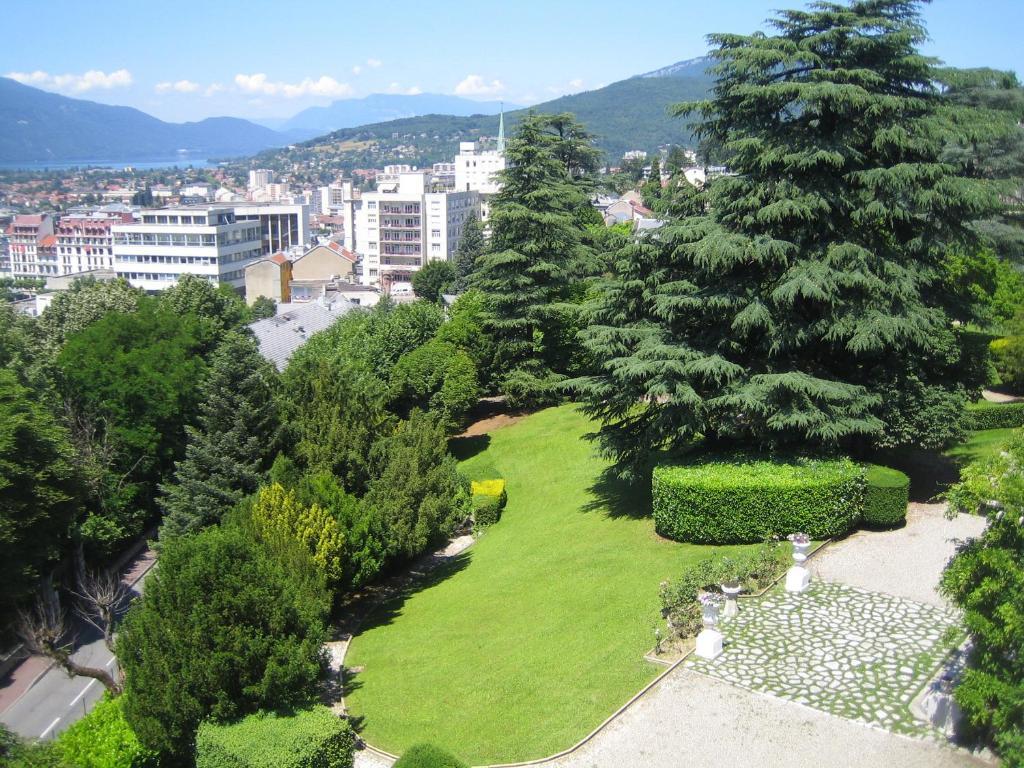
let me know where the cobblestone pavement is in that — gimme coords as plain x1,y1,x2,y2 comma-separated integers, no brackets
687,580,959,737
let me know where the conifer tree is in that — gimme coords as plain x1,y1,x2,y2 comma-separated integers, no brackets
159,331,280,538
574,0,997,476
453,211,485,289
473,113,596,403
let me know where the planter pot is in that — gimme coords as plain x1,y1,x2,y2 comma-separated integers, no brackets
701,603,720,630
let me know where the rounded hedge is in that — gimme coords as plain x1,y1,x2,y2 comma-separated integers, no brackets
394,744,467,768
652,456,864,544
863,464,909,528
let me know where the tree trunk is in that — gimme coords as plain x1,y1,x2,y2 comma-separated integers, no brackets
60,655,122,696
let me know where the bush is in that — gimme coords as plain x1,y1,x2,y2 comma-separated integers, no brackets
862,465,909,528
196,706,355,768
652,456,864,544
54,695,155,768
470,479,507,528
659,543,789,638
990,335,1024,393
393,743,468,768
963,400,1024,430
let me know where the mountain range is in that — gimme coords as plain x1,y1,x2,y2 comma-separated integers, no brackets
0,56,714,166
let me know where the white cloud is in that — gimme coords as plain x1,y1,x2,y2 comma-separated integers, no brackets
352,65,362,75
204,83,224,97
547,78,586,95
233,73,354,99
568,78,584,90
155,79,200,94
454,74,505,97
387,82,422,96
6,68,133,93
366,58,382,68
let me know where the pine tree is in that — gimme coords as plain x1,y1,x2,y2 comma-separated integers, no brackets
472,113,596,403
453,211,485,289
574,0,997,476
159,332,280,538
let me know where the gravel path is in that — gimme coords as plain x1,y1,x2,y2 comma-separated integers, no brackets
811,504,986,607
550,669,989,768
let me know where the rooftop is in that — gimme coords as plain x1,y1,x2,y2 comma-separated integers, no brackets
248,297,359,371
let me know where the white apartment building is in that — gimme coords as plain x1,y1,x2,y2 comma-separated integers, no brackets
6,214,55,278
233,202,310,256
112,206,263,292
454,113,506,220
248,169,274,190
355,169,479,288
55,211,136,275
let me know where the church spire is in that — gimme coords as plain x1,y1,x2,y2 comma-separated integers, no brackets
497,103,505,154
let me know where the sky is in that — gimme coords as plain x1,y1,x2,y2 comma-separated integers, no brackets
2,0,1022,124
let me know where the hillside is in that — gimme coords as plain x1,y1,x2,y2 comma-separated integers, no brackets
0,77,287,164
242,61,715,175
276,93,517,134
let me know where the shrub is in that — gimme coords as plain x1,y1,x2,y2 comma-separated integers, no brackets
652,456,864,544
54,694,155,768
393,743,468,768
963,400,1024,430
196,706,355,768
659,543,789,638
990,335,1024,393
470,479,507,528
862,465,909,528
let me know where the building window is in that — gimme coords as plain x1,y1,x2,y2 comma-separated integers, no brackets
431,229,440,238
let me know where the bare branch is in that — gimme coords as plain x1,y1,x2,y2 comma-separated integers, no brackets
71,569,132,655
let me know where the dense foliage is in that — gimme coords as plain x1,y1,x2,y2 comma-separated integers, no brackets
963,400,1024,430
195,707,355,768
411,260,455,303
392,744,468,768
942,430,1024,765
117,525,328,760
0,369,79,618
575,0,996,476
652,457,864,544
470,479,507,528
862,464,910,528
54,694,155,768
37,277,143,349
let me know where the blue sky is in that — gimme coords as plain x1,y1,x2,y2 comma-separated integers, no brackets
2,0,1022,123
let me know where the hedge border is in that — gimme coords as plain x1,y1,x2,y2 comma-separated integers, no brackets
963,401,1024,430
863,464,910,528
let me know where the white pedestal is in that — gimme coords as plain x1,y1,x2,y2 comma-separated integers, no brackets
785,565,810,593
695,629,723,659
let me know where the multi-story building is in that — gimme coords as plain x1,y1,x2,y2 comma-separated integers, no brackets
432,162,456,191
233,202,310,256
55,211,136,275
6,213,55,278
248,169,274,190
0,229,10,276
454,112,506,220
112,206,263,292
355,168,479,289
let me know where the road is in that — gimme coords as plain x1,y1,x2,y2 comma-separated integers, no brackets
0,551,154,742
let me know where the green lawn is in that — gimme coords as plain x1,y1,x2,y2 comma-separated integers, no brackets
944,427,1017,466
344,405,744,764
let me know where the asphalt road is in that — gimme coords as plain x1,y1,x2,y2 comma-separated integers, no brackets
0,568,150,741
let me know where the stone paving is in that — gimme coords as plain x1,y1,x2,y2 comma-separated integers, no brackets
687,579,960,737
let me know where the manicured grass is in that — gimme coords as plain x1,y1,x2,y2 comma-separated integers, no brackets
944,427,1017,465
345,405,747,764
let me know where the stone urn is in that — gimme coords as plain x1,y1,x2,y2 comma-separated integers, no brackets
700,598,720,630
721,581,742,618
786,533,812,593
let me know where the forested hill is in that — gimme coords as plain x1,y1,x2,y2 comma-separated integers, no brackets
242,59,715,174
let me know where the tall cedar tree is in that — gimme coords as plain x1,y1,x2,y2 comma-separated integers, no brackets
473,113,596,394
159,331,280,539
453,211,485,289
574,0,997,476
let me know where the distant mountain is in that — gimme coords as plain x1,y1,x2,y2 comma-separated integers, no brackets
0,77,287,164
246,59,716,174
274,93,517,135
636,56,714,80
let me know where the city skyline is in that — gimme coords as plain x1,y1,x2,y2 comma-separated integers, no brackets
2,0,1022,123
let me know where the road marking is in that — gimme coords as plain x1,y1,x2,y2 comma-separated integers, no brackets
106,658,116,669
69,679,96,708
40,717,61,739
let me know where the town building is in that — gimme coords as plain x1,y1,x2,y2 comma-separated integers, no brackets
233,202,310,256
55,211,136,275
354,168,479,289
6,213,55,278
248,296,358,371
244,241,357,305
454,111,505,220
248,169,274,190
112,206,263,291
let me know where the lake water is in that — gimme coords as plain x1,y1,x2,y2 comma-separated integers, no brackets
0,156,217,171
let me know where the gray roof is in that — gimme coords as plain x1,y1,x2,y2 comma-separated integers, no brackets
248,298,358,371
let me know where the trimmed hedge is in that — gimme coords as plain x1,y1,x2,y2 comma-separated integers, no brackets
863,464,910,528
963,400,1024,430
196,707,355,768
470,479,507,528
652,457,864,544
394,744,468,768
